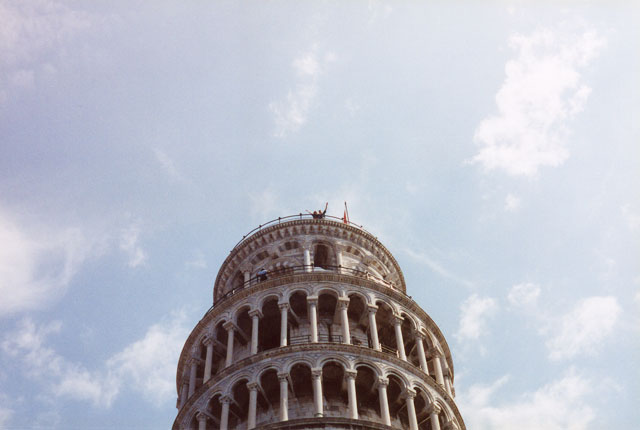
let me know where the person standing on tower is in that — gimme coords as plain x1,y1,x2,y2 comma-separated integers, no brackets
306,202,328,219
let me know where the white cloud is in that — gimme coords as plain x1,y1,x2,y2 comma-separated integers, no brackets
0,207,96,316
504,193,521,212
405,248,475,288
107,310,189,406
1,311,189,408
507,282,541,307
546,296,621,361
269,48,336,138
471,23,605,176
119,223,147,268
458,370,595,430
456,294,498,342
1,319,118,406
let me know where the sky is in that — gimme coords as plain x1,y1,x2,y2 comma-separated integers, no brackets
0,1,638,429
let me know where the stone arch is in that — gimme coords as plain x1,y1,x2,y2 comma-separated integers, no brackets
321,359,348,417
345,292,369,347
387,372,409,429
317,289,339,343
312,240,336,269
354,362,382,422
288,361,314,420
258,296,281,352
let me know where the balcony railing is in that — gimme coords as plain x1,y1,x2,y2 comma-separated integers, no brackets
230,213,370,252
213,264,396,308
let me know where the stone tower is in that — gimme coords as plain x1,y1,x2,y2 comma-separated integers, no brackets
173,215,465,430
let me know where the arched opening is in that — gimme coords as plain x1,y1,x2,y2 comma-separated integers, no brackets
355,364,381,422
318,292,338,343
388,374,409,429
401,314,417,366
313,243,333,269
414,387,430,430
207,394,222,429
376,301,398,355
231,271,244,291
289,363,313,420
257,369,280,425
259,298,281,352
347,294,367,346
321,361,347,417
235,307,252,361
289,291,309,344
229,379,249,429
213,321,228,375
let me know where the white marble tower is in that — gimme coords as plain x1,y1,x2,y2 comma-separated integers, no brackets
173,215,465,430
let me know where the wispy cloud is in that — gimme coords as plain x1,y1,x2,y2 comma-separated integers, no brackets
456,294,498,343
458,370,596,430
405,248,475,288
504,193,521,212
545,296,620,361
507,282,540,308
0,207,98,317
119,223,146,268
269,48,336,138
153,148,183,182
1,311,190,409
470,23,605,176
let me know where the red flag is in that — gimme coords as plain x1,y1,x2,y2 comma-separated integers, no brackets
343,202,349,223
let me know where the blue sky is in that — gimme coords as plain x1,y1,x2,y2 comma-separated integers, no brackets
0,1,638,428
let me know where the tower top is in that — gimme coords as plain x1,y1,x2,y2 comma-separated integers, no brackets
213,215,406,304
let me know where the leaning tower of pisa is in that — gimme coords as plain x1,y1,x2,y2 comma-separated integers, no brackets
173,214,465,430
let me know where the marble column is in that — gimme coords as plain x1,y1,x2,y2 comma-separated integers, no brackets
203,337,214,382
415,333,429,375
367,305,380,350
279,302,289,347
307,296,319,343
220,396,231,430
197,412,207,430
428,404,442,430
345,369,358,419
431,349,445,387
179,379,188,408
223,322,235,368
247,382,258,429
393,315,407,360
304,249,312,272
405,388,418,430
377,377,391,426
278,372,289,421
188,358,198,397
338,298,351,344
249,309,262,355
311,368,323,417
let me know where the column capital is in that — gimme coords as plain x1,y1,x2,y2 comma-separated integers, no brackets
220,395,232,404
427,403,441,415
203,336,215,347
344,369,357,379
188,357,200,366
403,388,417,399
311,368,322,378
393,314,404,325
247,381,259,391
427,347,442,357
248,309,263,318
223,321,236,331
444,420,459,430
277,372,289,381
278,302,290,311
376,377,389,388
307,296,318,305
367,304,379,313
337,297,350,309
196,412,207,422
413,330,426,341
